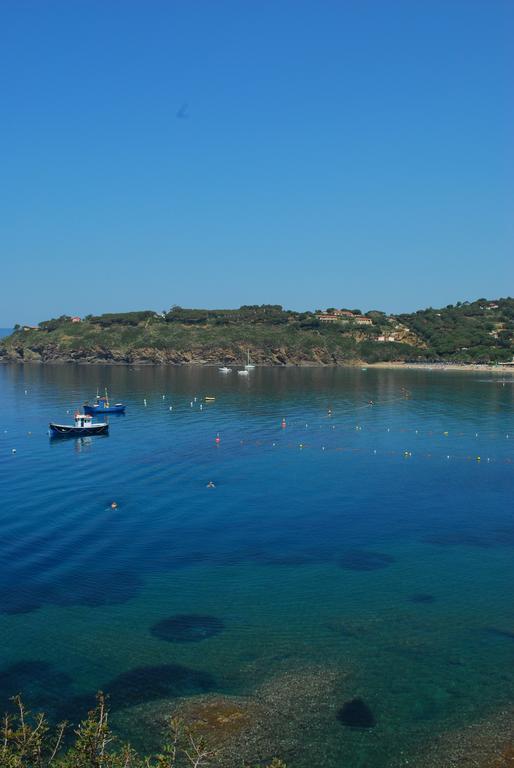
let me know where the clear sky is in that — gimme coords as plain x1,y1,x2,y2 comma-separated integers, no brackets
1,0,512,325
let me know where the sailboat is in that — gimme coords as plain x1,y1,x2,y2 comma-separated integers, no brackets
244,350,255,370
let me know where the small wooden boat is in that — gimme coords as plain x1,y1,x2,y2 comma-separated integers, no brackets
49,413,109,437
84,388,126,414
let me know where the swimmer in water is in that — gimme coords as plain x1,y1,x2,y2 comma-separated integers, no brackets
110,501,118,510
206,481,216,488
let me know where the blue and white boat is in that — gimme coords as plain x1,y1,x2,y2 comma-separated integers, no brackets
49,413,109,437
84,389,126,414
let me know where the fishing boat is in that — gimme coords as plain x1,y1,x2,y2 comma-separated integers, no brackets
49,413,109,437
84,389,126,414
218,367,231,373
244,350,255,370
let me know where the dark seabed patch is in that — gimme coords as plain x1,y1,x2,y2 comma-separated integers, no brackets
151,614,225,643
0,571,143,615
484,626,514,641
0,660,76,717
0,588,44,614
338,550,395,571
423,524,514,549
337,698,376,728
105,664,216,708
410,593,436,604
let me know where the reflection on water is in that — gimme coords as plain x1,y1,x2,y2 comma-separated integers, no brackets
0,364,513,766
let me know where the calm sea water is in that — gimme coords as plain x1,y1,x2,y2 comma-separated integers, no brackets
0,364,513,766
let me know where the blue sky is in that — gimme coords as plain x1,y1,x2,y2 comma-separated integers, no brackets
1,0,512,325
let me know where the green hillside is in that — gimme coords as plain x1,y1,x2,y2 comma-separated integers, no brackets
1,299,513,365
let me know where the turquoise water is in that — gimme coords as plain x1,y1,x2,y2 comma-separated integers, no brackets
0,364,513,766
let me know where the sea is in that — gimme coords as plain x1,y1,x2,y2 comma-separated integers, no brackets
0,363,513,767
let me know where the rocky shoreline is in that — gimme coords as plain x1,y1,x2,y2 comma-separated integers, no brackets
0,344,367,366
1,344,513,373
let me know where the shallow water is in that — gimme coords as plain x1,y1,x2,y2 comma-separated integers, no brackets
0,364,513,766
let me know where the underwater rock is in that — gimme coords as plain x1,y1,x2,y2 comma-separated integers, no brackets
336,697,376,728
113,664,343,766
151,614,225,643
338,550,395,571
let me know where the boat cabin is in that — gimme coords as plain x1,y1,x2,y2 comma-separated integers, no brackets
75,413,93,428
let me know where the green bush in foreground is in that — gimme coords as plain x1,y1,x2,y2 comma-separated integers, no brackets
0,694,285,768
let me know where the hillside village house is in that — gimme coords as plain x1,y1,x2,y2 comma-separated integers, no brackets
317,310,373,326
354,316,372,326
71,316,81,323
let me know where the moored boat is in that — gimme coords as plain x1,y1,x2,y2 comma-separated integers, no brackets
244,350,255,370
218,367,231,373
84,389,126,414
49,413,109,437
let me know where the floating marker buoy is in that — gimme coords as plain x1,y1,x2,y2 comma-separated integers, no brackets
299,443,304,449
443,431,448,436
190,401,193,407
194,397,197,402
11,448,16,454
162,395,165,399
200,404,203,410
215,434,220,444
169,406,173,411
281,419,286,428
144,399,147,407
476,456,481,461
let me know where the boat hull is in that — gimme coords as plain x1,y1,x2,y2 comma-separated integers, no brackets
49,423,109,437
83,404,125,414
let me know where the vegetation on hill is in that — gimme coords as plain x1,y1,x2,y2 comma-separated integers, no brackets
1,299,513,365
1,694,285,768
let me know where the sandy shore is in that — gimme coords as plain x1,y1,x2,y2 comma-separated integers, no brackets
365,361,514,374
